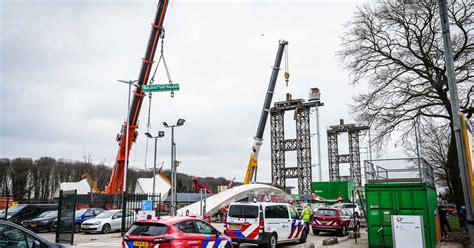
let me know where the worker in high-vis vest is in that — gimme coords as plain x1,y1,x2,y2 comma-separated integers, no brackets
301,205,312,231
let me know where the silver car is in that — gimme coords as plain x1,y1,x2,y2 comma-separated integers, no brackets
81,210,134,234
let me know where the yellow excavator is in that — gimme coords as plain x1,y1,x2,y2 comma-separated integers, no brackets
81,173,101,193
244,40,289,184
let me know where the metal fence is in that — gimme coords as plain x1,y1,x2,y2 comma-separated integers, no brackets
55,190,77,245
120,192,163,235
75,193,123,210
364,158,435,187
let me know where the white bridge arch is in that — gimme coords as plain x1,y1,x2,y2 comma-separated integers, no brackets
176,183,291,217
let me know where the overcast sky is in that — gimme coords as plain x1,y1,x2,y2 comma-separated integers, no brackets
0,0,407,186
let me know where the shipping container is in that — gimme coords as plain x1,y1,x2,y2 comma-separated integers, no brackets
365,182,438,248
311,181,353,202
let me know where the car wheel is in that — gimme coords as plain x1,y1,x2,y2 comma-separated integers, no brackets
299,230,307,243
340,226,347,236
266,233,277,248
312,229,319,235
102,224,111,234
224,244,231,248
74,224,81,233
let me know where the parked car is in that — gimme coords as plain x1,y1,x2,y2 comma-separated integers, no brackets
0,204,57,224
52,208,104,233
21,210,58,232
73,208,104,232
225,202,307,248
311,207,360,236
447,204,457,215
20,210,53,227
82,210,135,234
0,220,68,247
331,203,362,218
122,216,232,248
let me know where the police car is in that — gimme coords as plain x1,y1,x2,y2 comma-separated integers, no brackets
224,202,307,248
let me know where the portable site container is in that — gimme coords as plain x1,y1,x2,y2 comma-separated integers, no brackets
365,182,438,248
311,181,353,202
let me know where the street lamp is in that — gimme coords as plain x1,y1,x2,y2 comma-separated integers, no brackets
145,131,165,196
117,79,138,193
163,119,185,216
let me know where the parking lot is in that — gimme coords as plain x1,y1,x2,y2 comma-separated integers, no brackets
37,223,368,248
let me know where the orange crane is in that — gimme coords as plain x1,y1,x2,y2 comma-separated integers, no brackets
105,0,170,194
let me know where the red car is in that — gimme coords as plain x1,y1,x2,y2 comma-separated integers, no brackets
311,207,359,236
447,204,457,215
122,216,233,248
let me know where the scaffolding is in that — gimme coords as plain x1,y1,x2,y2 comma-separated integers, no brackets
270,94,323,195
327,120,369,187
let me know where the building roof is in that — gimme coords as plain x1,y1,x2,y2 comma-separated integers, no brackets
164,193,213,203
54,178,92,197
135,174,171,199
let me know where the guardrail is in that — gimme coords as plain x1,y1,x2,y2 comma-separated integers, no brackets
364,158,435,187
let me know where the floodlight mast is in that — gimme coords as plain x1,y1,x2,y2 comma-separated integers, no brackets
243,40,288,184
105,0,170,194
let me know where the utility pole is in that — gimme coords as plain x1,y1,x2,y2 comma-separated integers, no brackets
438,0,473,238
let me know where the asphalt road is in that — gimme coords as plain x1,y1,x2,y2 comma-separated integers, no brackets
38,224,368,248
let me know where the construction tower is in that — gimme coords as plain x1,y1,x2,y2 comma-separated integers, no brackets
270,93,323,196
327,119,369,186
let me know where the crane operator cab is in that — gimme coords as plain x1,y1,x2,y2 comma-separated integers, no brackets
224,202,307,248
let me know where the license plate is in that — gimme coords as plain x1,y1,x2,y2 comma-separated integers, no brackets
30,224,37,228
133,241,149,247
229,224,240,229
320,221,328,225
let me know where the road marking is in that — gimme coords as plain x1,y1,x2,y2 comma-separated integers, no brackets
77,242,120,246
92,242,119,246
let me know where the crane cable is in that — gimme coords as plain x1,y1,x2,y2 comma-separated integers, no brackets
144,29,174,169
284,45,289,86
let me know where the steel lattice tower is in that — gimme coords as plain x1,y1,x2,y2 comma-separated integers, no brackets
327,120,369,186
270,94,323,195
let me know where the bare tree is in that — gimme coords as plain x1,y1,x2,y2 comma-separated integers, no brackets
0,159,11,196
405,120,453,197
338,0,473,206
10,158,33,200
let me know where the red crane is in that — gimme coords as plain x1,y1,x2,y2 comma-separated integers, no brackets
226,177,236,189
192,177,213,194
105,0,170,194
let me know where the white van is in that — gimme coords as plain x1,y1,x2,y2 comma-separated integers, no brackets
224,202,307,248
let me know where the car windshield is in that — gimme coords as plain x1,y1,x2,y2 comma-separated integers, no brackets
316,209,337,216
96,211,116,219
37,211,54,218
128,223,169,236
44,211,58,218
4,205,25,214
75,209,87,216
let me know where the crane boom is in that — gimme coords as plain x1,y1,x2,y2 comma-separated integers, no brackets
105,0,170,194
243,40,288,184
192,177,213,194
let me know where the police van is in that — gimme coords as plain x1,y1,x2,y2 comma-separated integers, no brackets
224,202,307,248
